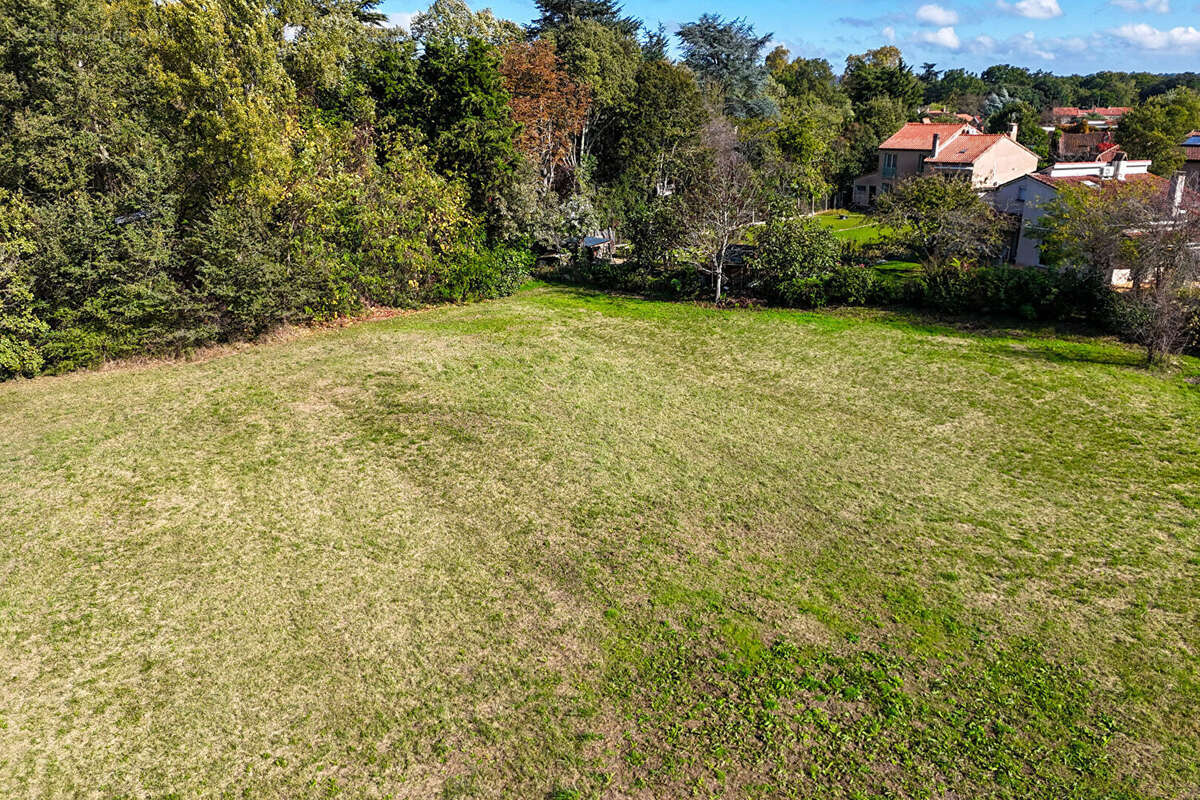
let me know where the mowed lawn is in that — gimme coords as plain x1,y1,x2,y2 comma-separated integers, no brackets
2,284,1199,799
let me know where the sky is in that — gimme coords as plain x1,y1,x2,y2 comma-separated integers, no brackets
377,0,1200,74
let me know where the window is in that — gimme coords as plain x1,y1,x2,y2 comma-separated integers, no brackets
1016,185,1026,202
881,182,892,193
882,152,897,177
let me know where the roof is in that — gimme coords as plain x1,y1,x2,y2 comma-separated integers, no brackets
1025,171,1164,190
1184,146,1200,162
878,123,969,151
1182,131,1200,147
925,133,1006,164
925,133,1040,165
581,236,612,248
1052,106,1130,118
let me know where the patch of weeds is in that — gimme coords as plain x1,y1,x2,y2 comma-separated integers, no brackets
606,618,1145,799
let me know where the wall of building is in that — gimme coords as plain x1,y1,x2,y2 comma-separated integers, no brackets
971,139,1039,190
852,149,930,204
989,177,1058,266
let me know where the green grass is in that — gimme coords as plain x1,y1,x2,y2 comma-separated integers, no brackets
2,284,1198,799
815,209,889,244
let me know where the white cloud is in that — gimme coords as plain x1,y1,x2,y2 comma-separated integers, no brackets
918,26,962,49
1110,0,1169,10
996,0,1064,19
1110,23,1200,49
882,25,897,42
967,29,1099,61
386,11,416,30
915,4,960,25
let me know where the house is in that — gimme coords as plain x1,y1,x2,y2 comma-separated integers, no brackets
852,121,1039,206
1054,130,1116,162
1051,106,1130,128
989,154,1190,274
1183,131,1200,190
854,122,973,205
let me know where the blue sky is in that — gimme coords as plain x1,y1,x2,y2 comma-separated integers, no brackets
379,0,1200,73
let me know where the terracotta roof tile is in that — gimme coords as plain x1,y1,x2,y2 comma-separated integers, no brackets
878,123,969,151
925,133,1008,164
1184,146,1200,161
1052,106,1130,118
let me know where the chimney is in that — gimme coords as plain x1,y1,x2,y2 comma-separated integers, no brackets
931,133,941,157
1170,171,1186,213
1007,122,1018,141
1113,150,1127,181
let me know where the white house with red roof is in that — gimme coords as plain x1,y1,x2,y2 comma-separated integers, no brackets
989,153,1190,273
852,121,1039,206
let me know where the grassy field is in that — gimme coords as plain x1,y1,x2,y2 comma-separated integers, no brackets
2,284,1198,799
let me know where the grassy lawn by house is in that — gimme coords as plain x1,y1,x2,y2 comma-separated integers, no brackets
1,284,1198,799
814,211,922,277
814,209,887,244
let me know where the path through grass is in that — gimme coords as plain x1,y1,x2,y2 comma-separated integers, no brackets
1,285,1197,798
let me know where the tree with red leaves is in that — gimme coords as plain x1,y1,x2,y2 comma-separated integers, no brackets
499,40,590,195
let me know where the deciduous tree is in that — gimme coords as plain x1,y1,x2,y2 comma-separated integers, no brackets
499,40,590,193
875,174,1002,266
683,118,764,301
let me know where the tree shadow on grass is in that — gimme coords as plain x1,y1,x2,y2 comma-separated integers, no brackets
848,307,1152,368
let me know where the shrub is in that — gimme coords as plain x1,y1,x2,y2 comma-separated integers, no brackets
907,261,1115,322
0,192,47,378
430,244,533,303
750,218,874,307
628,198,688,270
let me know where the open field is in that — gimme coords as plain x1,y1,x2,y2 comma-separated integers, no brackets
2,284,1198,799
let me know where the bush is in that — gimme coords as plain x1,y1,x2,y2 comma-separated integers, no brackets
430,244,533,303
750,218,874,307
628,198,687,270
907,261,1115,322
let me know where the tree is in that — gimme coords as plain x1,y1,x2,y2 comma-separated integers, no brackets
1036,179,1200,362
606,59,706,196
499,40,590,193
842,46,922,111
1117,88,1200,176
875,175,1002,266
676,14,776,119
835,95,907,191
547,18,641,166
986,101,1049,160
926,68,988,108
683,119,763,302
412,37,520,219
768,50,845,107
409,0,522,46
529,0,638,36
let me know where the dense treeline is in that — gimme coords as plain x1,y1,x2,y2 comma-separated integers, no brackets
2,0,1200,378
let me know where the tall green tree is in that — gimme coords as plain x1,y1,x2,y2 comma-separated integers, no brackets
605,59,706,195
1117,88,1200,175
529,0,638,36
842,46,922,111
986,101,1049,159
676,14,776,118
